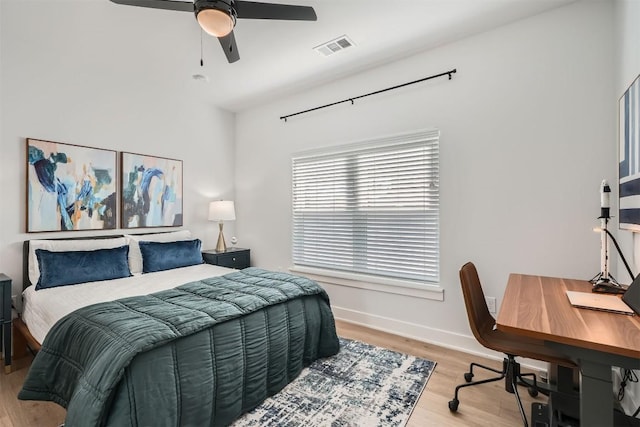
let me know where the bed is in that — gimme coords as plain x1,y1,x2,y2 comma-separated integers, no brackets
15,232,340,426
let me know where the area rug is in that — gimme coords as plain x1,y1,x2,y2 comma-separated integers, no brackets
233,337,436,427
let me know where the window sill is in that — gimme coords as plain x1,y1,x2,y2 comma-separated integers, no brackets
289,266,444,301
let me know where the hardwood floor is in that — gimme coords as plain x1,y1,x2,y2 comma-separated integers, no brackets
336,320,545,427
0,320,544,426
0,356,65,427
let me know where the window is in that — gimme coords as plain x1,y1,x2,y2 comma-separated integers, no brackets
292,130,439,284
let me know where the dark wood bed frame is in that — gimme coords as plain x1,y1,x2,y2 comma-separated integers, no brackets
12,233,169,371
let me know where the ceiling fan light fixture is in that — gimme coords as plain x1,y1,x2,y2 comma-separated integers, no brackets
110,0,317,63
197,9,234,37
196,1,236,38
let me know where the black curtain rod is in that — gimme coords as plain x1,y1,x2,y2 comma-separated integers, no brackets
280,68,457,122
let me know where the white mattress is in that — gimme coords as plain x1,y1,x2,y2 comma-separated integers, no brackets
22,263,235,344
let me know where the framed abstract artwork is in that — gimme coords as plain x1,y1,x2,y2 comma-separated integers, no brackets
26,138,117,232
619,74,640,232
121,152,183,229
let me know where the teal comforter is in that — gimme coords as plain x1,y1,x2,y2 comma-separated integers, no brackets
19,268,340,426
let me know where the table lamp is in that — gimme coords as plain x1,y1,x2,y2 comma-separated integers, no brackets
208,200,236,252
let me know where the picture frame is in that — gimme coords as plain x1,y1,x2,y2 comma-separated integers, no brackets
26,138,117,232
619,74,640,232
121,152,183,229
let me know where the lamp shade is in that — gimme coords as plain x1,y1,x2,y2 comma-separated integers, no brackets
208,200,236,221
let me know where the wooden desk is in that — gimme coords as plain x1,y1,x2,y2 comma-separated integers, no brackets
497,274,640,427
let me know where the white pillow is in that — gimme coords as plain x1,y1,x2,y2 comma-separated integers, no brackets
28,237,128,287
125,230,192,274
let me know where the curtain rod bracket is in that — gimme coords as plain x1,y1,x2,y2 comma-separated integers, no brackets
280,68,457,122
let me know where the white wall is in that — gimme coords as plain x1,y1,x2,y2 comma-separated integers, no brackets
0,1,236,298
236,0,616,356
614,0,640,417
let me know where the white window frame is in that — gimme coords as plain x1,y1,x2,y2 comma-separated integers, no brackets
291,130,443,301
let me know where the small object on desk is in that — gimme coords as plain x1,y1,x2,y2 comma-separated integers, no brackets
591,180,616,287
592,282,628,294
202,248,250,270
566,290,634,315
590,179,636,293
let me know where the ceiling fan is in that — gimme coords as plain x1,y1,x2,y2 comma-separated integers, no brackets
109,0,317,63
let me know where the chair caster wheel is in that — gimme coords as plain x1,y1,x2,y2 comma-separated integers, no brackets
527,387,538,398
464,372,474,382
448,399,459,412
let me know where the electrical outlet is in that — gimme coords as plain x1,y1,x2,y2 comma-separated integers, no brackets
486,296,497,314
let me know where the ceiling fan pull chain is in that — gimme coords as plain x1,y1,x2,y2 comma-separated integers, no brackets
200,29,204,67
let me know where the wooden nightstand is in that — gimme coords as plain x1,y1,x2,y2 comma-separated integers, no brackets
0,274,12,374
202,248,250,269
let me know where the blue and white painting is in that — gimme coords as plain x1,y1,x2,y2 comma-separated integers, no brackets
619,74,640,231
27,139,117,232
121,152,183,228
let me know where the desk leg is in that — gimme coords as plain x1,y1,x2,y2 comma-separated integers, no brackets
579,360,613,427
547,342,639,427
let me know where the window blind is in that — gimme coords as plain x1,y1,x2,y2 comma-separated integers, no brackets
292,130,439,283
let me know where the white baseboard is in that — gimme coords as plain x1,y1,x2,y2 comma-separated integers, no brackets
332,305,548,371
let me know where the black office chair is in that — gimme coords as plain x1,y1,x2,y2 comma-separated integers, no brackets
449,262,578,427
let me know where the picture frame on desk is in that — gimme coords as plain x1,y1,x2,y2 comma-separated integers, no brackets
619,74,640,232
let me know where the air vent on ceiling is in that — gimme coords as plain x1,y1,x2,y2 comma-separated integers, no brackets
314,35,355,57
191,73,209,83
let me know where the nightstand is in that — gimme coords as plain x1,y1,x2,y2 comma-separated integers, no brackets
202,248,250,269
0,274,11,374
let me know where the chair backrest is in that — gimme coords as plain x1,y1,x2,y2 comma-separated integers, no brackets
459,262,497,348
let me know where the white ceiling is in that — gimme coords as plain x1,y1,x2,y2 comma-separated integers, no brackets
13,0,576,112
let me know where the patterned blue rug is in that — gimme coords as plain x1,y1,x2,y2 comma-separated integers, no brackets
233,337,436,426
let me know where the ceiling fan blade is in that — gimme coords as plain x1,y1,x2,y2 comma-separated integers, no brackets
109,0,194,12
218,31,240,63
235,1,317,21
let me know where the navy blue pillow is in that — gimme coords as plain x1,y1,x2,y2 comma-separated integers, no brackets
35,245,132,290
139,239,203,273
